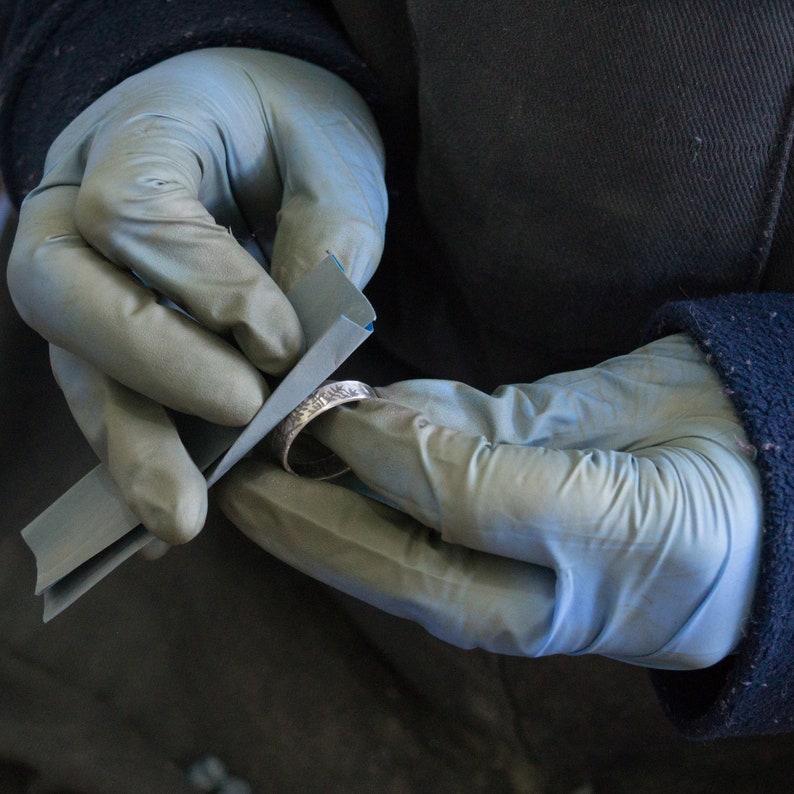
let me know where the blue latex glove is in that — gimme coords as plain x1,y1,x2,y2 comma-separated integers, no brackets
218,334,763,670
7,48,386,544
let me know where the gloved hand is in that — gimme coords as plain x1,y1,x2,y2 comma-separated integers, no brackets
7,48,387,544
218,334,763,670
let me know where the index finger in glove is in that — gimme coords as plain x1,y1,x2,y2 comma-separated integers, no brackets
308,394,762,571
8,185,268,425
70,110,304,375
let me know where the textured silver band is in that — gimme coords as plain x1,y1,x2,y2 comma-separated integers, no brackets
271,380,377,479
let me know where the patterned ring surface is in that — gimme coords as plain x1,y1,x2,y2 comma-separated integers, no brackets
271,380,377,479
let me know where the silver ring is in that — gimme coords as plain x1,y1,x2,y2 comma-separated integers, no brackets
271,380,377,479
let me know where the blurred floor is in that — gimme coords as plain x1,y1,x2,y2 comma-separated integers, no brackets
2,190,794,792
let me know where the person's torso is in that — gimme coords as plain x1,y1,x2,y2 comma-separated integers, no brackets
350,1,794,387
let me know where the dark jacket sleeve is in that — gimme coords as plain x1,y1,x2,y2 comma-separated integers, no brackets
648,291,794,739
0,0,378,207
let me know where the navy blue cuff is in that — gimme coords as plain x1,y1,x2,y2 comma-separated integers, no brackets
648,292,794,738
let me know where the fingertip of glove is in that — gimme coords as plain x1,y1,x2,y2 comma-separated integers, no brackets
139,538,172,560
255,323,306,377
234,292,306,379
207,363,271,426
140,493,207,545
124,462,208,545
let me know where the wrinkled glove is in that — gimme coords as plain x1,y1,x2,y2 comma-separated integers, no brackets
218,334,763,670
7,48,387,544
